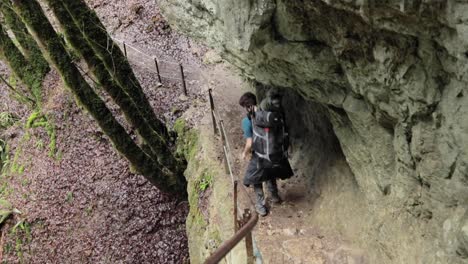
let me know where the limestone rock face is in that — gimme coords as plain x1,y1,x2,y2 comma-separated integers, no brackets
159,0,468,263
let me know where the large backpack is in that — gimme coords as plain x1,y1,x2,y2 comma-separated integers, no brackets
252,102,289,165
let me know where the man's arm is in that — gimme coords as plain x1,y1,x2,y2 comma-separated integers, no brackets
241,117,253,160
242,138,252,160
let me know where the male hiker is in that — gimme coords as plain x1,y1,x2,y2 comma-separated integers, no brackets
239,91,293,216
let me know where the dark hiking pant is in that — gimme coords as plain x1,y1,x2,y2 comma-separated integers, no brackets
253,179,278,209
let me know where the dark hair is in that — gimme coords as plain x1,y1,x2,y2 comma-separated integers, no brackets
239,92,257,108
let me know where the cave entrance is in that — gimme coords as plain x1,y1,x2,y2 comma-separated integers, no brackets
252,84,366,263
255,84,350,199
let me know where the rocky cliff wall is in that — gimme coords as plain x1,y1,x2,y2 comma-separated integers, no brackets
160,1,468,263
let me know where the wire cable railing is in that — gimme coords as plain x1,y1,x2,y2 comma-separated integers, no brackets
204,89,259,264
111,37,198,96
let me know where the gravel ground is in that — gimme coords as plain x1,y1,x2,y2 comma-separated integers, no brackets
0,0,208,263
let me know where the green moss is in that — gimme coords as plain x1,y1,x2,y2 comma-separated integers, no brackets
25,111,41,128
174,118,199,161
0,0,49,80
0,18,47,108
17,165,24,174
173,118,186,135
177,122,209,231
25,111,57,157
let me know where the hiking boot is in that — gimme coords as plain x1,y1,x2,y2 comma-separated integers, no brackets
270,194,282,205
255,204,268,217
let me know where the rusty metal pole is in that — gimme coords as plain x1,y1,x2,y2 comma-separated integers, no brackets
243,209,254,264
123,41,127,58
208,89,218,135
233,180,238,232
179,63,188,96
154,57,162,83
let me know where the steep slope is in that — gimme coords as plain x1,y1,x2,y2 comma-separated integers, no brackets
0,0,205,262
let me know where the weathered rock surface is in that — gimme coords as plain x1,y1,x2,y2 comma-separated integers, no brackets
160,0,468,263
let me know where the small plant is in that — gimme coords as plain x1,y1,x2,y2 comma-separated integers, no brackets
55,150,63,161
0,202,32,263
65,191,73,203
12,220,31,239
34,139,44,150
11,219,32,262
198,172,213,192
0,139,8,173
84,205,93,216
0,112,18,129
0,199,21,225
17,165,25,174
0,182,11,196
20,177,29,187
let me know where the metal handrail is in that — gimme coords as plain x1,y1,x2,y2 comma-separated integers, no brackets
204,212,258,264
205,89,258,264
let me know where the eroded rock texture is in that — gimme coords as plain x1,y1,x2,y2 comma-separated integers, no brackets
159,0,468,263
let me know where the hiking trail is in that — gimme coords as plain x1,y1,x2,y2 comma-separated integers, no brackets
205,62,367,264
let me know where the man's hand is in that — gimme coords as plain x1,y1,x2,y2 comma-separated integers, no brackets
241,151,249,161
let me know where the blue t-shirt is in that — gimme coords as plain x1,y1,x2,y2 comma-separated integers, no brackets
241,117,253,139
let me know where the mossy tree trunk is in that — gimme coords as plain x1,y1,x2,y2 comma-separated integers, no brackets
0,23,38,106
44,0,185,178
0,0,49,77
60,0,171,139
10,0,186,196
0,0,49,104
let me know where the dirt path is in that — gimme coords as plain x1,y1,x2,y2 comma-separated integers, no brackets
206,62,367,264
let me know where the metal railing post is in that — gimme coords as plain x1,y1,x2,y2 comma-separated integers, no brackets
208,89,218,135
243,209,255,264
179,63,188,96
234,180,238,232
154,57,162,83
